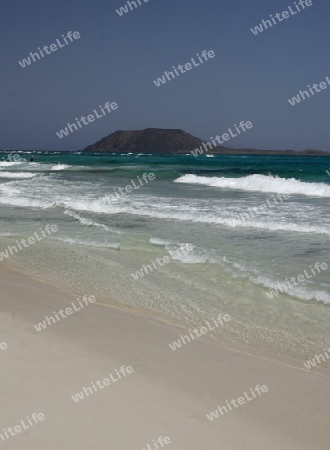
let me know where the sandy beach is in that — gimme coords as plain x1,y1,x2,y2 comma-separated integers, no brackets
2,0,330,447
0,264,329,450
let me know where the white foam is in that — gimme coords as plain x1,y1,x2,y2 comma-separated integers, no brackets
252,274,330,305
1,185,327,236
174,174,330,198
149,237,174,246
0,195,52,209
0,161,26,167
0,172,37,179
62,199,330,236
220,260,330,305
149,239,210,263
165,243,214,264
209,217,330,235
53,236,120,249
51,164,70,171
63,209,110,231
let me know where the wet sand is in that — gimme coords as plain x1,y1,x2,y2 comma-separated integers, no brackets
0,265,329,450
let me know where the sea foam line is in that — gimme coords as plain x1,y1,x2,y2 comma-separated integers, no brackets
174,174,330,198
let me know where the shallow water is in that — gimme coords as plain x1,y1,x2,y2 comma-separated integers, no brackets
0,152,329,361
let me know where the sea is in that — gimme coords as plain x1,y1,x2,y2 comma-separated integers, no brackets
0,151,329,362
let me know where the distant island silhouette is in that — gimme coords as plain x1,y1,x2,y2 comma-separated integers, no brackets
83,128,330,156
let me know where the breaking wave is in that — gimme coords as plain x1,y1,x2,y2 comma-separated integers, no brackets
174,174,330,197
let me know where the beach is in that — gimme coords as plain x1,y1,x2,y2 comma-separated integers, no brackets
0,153,329,360
0,264,329,449
0,152,330,449
3,0,330,446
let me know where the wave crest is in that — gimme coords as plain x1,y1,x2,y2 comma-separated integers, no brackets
174,174,330,197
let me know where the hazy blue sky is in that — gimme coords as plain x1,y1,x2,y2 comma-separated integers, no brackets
1,0,329,151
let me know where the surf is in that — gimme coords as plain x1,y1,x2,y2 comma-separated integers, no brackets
174,174,330,198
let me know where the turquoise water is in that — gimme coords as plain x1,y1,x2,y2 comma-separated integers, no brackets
1,151,329,181
0,151,329,361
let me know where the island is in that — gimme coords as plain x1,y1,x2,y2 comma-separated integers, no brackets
83,128,330,156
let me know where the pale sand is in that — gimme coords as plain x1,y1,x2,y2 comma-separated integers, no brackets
0,265,329,450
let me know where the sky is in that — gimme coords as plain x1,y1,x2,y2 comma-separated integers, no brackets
1,0,329,151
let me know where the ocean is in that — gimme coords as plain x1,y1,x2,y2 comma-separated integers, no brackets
0,151,329,360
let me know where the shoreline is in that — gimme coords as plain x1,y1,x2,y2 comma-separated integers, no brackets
0,265,329,449
3,260,330,373
6,242,330,368
2,253,330,376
